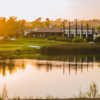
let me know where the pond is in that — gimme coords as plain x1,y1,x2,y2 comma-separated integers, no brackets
0,56,100,98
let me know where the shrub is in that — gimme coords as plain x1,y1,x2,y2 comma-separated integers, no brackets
56,36,65,41
48,36,65,41
94,36,100,43
65,38,72,42
78,82,99,98
48,36,56,40
72,36,86,42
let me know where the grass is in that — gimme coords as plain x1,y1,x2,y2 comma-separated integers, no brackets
9,98,100,100
0,38,99,59
0,38,67,59
0,38,68,51
10,99,100,100
41,43,100,55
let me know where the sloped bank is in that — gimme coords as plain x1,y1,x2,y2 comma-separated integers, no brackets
9,98,100,100
40,43,100,55
0,43,100,59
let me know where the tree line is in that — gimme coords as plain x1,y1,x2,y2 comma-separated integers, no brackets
0,16,100,39
0,16,25,39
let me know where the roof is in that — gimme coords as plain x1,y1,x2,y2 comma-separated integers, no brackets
33,27,63,33
24,27,63,33
65,24,93,30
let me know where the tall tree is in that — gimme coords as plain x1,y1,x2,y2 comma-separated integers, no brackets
45,18,50,28
6,16,18,38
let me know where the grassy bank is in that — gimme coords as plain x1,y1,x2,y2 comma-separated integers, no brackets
9,98,100,100
41,43,100,55
0,38,100,59
0,38,68,59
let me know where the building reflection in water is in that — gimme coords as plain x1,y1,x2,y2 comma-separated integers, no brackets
35,56,96,75
0,56,99,77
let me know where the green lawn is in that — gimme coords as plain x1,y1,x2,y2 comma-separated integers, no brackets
0,38,99,59
0,38,69,51
0,38,69,58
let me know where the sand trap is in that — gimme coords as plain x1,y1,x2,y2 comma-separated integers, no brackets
27,45,40,48
10,38,16,40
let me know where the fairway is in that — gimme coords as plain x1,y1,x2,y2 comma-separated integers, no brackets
0,38,68,51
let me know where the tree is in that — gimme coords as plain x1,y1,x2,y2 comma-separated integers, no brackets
0,17,6,36
53,18,63,28
31,17,42,28
16,19,25,37
6,16,18,38
96,26,100,30
45,18,50,28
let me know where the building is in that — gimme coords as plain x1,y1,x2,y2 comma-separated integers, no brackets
64,24,94,41
24,27,63,38
24,22,100,41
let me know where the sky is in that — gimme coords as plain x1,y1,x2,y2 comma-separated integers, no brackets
0,0,100,21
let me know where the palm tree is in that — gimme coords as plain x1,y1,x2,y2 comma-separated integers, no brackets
86,23,89,38
68,21,71,38
81,23,83,38
62,20,65,33
75,19,78,36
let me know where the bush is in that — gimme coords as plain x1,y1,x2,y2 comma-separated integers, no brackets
56,36,65,41
48,36,65,41
48,36,56,40
94,36,100,43
65,38,72,42
72,36,86,42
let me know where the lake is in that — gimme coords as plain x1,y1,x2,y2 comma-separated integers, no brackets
0,56,100,98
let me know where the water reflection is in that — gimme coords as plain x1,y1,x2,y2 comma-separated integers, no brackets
35,56,96,75
0,56,100,98
0,59,26,76
0,56,99,77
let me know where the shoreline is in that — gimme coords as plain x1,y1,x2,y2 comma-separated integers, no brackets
8,98,100,100
0,38,100,59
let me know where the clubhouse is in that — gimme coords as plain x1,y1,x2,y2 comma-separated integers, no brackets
24,24,100,41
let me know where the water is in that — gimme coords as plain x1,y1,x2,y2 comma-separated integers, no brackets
0,56,100,98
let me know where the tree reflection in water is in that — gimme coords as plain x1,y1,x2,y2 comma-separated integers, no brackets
35,56,96,75
0,55,99,77
0,59,26,76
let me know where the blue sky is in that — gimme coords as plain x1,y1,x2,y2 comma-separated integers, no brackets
0,0,100,21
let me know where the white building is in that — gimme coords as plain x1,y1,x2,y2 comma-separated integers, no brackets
65,29,93,38
64,24,94,41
